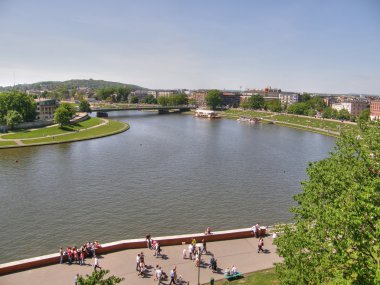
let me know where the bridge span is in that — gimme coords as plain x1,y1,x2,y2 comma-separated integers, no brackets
93,105,192,114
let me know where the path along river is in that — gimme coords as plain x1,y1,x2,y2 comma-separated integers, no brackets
0,111,336,263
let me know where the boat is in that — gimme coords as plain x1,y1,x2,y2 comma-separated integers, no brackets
237,116,260,123
194,109,221,119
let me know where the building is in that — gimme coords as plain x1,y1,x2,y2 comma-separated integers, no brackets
370,100,380,120
191,90,208,107
35,99,58,120
331,101,368,117
156,90,177,97
279,92,300,107
221,91,240,107
241,87,281,101
130,90,149,101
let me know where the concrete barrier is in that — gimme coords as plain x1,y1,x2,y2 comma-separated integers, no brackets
0,228,255,276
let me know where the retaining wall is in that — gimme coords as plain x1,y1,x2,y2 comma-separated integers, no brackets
0,228,255,276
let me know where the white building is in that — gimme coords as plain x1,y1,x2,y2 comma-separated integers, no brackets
331,101,368,117
279,92,300,106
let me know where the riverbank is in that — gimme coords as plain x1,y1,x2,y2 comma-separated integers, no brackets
0,117,129,149
221,109,358,137
0,228,281,285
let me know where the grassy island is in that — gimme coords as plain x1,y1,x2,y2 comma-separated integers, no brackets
0,117,129,148
222,109,358,137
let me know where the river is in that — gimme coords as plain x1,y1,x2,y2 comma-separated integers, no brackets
0,111,336,263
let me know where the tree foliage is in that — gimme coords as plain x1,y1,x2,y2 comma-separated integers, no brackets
130,95,139,104
79,99,92,113
96,87,131,102
337,108,350,120
59,102,76,117
157,94,188,106
265,99,282,112
54,107,71,127
287,102,309,115
275,122,380,284
0,91,36,124
140,94,157,104
240,95,265,110
77,269,124,285
205,89,222,110
323,107,338,119
5,110,23,128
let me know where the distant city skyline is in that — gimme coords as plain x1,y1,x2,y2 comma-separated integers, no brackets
0,0,379,94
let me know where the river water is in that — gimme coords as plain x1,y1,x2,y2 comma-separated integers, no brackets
0,111,336,263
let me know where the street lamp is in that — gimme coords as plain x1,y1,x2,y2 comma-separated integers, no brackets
197,251,202,285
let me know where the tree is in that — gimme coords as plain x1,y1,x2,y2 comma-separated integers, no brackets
130,95,139,104
0,91,36,123
205,89,222,110
358,109,371,130
77,269,124,285
5,110,23,129
59,102,76,117
54,106,71,127
275,122,380,284
141,94,157,104
322,107,337,119
79,99,92,113
337,108,350,120
300,92,311,102
359,109,370,122
266,99,282,112
247,95,265,109
287,102,308,115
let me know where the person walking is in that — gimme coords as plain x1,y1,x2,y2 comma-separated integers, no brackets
93,255,102,271
201,239,207,254
258,238,264,253
136,254,141,271
169,267,176,285
59,248,64,264
74,273,79,285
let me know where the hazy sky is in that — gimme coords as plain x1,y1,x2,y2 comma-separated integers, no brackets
0,0,379,93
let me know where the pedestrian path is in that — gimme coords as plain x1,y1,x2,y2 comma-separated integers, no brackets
0,236,281,285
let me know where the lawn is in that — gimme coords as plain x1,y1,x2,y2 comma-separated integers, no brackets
21,120,128,145
2,117,103,139
208,268,279,285
0,140,17,146
272,114,357,132
223,109,274,118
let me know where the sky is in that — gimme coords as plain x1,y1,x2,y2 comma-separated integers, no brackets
0,0,379,94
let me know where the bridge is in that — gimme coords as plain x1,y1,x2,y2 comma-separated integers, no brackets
93,105,192,114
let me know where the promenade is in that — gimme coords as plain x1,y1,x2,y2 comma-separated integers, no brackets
0,236,281,285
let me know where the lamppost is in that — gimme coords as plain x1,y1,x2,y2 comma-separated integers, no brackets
197,251,202,285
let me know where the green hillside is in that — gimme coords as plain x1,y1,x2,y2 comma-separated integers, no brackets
0,79,143,91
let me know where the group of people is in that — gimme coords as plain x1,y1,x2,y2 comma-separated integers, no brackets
224,265,238,276
135,252,146,277
146,234,163,257
182,238,207,267
135,248,186,284
60,240,102,268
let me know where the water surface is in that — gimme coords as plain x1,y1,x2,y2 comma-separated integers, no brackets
0,112,336,263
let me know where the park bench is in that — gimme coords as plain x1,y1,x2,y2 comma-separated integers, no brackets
224,272,244,281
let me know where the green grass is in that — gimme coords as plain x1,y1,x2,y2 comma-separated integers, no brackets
0,141,17,146
272,114,357,132
21,120,128,145
207,268,279,285
223,109,274,118
222,109,358,134
1,117,103,139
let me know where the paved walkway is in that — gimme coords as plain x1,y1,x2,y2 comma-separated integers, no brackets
0,237,281,285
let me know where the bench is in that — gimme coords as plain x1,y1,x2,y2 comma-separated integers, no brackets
224,272,243,281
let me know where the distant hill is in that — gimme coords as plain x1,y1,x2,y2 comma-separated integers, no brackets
0,79,143,91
